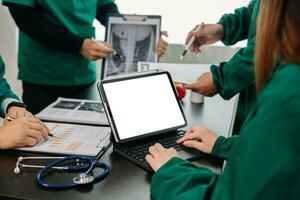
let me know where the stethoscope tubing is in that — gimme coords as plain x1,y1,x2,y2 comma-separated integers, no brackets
36,156,110,189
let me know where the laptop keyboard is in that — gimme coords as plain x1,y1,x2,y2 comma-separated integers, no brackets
121,131,185,162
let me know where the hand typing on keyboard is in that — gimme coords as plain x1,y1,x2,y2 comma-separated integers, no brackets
177,125,218,154
146,143,178,172
123,132,185,163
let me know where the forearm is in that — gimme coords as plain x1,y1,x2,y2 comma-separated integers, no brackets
151,157,219,200
211,37,255,100
218,0,257,45
96,3,119,26
5,3,84,52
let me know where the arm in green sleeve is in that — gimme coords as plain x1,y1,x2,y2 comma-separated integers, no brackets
151,157,219,200
96,3,119,26
211,135,239,159
218,0,257,45
151,65,300,200
151,102,300,200
2,0,36,7
211,37,255,100
98,0,115,6
211,66,300,199
0,58,19,116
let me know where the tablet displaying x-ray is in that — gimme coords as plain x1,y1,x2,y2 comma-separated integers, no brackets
102,14,161,79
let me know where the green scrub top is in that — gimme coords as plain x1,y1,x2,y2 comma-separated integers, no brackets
151,63,300,200
211,0,259,130
0,56,19,116
3,0,114,86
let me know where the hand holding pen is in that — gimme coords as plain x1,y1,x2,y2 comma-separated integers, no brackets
0,116,52,149
6,115,53,138
94,39,126,62
180,23,205,60
180,23,225,59
80,39,115,61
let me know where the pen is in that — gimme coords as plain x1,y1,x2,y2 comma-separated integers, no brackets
92,38,126,62
6,115,54,137
180,22,205,60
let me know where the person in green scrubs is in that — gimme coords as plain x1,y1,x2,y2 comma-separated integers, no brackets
146,0,300,199
184,0,258,131
2,0,168,114
0,56,49,149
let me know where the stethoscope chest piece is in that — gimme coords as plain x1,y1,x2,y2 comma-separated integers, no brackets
73,173,94,185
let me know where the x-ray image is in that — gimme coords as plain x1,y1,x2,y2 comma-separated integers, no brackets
104,23,159,77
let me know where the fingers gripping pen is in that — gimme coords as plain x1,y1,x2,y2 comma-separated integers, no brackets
92,38,126,62
180,22,205,60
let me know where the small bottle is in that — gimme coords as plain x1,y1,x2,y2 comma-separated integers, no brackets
190,92,204,104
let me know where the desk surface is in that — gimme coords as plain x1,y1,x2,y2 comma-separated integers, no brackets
0,65,238,200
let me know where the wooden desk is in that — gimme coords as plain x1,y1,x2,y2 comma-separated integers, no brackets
0,66,238,200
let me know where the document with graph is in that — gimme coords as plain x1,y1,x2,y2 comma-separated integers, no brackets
17,122,111,156
36,97,109,126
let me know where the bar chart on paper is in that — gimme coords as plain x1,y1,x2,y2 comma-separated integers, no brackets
17,122,111,156
47,124,78,150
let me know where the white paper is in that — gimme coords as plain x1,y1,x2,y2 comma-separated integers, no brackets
17,122,111,156
138,62,211,84
36,97,109,125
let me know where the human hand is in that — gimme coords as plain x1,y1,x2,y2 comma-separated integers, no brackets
155,31,168,57
183,72,217,96
185,23,224,53
5,106,33,125
0,117,49,149
80,39,115,60
146,143,178,172
177,125,218,154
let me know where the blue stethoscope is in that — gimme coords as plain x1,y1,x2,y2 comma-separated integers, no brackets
14,156,110,189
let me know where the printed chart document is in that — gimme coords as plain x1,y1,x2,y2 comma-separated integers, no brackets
138,62,211,84
36,97,109,126
18,122,111,156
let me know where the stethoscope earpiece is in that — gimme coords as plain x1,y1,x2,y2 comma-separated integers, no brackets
14,156,23,174
14,166,21,174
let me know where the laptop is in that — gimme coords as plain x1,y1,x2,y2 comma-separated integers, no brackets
97,71,203,171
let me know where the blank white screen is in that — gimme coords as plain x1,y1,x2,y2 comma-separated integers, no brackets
103,74,186,140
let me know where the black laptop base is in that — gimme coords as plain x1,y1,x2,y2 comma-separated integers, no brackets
112,130,204,172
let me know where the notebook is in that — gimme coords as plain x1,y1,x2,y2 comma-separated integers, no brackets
98,71,202,171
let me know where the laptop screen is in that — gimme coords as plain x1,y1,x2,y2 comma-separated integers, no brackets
102,73,186,141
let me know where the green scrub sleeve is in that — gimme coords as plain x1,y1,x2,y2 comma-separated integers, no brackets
150,64,300,200
151,157,219,200
210,65,300,200
210,37,255,100
98,0,115,6
0,58,19,116
211,135,239,159
2,0,35,7
218,0,257,45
